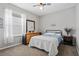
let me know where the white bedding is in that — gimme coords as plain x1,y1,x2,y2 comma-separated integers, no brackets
29,35,59,56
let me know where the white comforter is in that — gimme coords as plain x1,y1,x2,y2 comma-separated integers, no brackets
29,35,59,56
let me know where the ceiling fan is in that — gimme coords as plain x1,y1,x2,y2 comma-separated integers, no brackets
33,3,51,10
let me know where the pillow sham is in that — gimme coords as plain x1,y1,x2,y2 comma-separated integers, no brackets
43,32,56,36
43,32,61,37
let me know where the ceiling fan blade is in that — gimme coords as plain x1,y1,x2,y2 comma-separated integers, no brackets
33,3,51,7
43,4,46,5
33,5,37,7
46,3,51,5
33,5,40,7
42,3,51,6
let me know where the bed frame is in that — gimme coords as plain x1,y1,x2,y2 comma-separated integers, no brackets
46,30,62,36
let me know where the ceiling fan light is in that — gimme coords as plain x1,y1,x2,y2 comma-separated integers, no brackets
40,6,43,10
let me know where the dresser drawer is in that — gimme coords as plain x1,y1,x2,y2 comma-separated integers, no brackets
31,34,39,37
26,32,41,44
27,35,31,39
26,35,31,43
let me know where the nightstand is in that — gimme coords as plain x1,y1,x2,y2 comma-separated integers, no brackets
63,36,74,46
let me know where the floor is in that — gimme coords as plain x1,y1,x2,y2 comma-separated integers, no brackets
0,44,78,56
57,44,78,56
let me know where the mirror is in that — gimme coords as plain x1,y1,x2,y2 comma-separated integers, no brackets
26,20,35,32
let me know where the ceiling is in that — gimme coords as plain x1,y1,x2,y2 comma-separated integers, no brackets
12,3,76,16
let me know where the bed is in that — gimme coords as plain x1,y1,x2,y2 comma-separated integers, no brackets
29,30,63,56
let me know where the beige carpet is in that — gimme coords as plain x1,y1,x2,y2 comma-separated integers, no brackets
57,44,78,56
0,44,78,56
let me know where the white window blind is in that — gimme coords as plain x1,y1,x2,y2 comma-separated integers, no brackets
4,9,25,44
0,17,4,47
12,14,22,36
0,17,3,28
4,9,13,43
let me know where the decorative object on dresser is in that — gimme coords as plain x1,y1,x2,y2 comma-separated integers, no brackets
26,32,41,44
63,36,76,46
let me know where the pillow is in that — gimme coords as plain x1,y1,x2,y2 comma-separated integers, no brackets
55,33,61,36
43,32,56,36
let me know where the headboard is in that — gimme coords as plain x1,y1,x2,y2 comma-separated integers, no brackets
46,30,62,36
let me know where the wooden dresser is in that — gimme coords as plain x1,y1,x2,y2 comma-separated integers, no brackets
26,32,41,44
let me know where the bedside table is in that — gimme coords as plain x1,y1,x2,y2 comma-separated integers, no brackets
63,36,74,46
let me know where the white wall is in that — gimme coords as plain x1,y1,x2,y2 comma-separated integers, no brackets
39,7,76,36
76,4,79,55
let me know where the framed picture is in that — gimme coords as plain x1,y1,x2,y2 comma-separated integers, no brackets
26,20,35,32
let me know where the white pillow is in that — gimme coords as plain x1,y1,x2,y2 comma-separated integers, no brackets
43,32,56,36
55,33,61,36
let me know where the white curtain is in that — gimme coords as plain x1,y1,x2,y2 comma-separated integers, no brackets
21,14,26,34
4,9,13,44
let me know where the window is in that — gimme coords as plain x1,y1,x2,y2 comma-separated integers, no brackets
12,13,22,36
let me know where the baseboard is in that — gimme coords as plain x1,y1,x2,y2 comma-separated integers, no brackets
0,43,21,50
76,46,79,56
